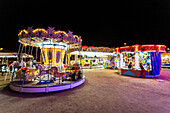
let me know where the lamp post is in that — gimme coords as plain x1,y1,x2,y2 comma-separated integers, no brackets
0,48,3,51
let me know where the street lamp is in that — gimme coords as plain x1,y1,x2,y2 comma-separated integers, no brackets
0,48,3,51
124,43,127,46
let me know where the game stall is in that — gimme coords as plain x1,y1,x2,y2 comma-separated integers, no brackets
161,53,170,68
68,46,114,69
114,45,166,78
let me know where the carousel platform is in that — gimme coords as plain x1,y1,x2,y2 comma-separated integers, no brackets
9,76,85,93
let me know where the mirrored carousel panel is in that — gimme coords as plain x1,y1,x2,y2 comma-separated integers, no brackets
41,48,65,66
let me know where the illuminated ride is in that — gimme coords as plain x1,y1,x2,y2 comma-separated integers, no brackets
10,27,85,93
113,44,166,78
68,46,114,69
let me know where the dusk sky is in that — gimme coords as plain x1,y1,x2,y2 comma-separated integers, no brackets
0,0,170,52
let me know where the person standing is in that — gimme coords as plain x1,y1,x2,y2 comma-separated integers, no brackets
18,59,25,69
146,63,150,76
27,59,33,68
9,62,15,81
90,60,92,69
140,63,146,78
128,62,133,69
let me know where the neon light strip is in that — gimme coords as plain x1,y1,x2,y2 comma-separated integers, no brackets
54,30,68,37
115,45,166,53
73,35,79,40
32,28,48,33
18,29,28,36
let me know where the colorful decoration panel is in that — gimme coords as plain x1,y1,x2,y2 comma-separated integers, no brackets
80,46,114,53
119,46,136,53
114,45,166,53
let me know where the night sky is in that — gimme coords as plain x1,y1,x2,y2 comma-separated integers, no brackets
0,1,170,52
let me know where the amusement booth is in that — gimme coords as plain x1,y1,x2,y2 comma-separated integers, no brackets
161,53,170,68
68,46,114,69
10,27,85,93
114,45,166,78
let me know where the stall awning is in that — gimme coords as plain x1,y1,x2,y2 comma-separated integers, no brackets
0,52,33,58
70,51,113,57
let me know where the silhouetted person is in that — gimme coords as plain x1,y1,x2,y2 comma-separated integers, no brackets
140,63,146,78
128,62,133,69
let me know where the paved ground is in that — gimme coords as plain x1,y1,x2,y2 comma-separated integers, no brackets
0,69,170,113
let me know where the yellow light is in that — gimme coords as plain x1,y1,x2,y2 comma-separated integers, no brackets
18,29,28,36
135,45,139,52
54,30,68,37
73,35,79,40
32,28,48,33
41,48,66,66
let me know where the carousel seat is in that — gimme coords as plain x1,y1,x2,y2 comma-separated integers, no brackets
34,65,48,80
51,66,59,82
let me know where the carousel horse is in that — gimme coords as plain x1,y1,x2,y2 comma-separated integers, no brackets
51,66,69,83
16,67,35,84
62,72,70,82
34,65,49,80
51,66,58,82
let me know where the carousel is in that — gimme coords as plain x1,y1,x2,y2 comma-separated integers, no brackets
10,27,85,93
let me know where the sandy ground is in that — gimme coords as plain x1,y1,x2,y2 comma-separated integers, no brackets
0,69,170,113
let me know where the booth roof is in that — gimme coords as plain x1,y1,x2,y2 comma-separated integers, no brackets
70,51,113,56
0,52,33,58
113,44,167,53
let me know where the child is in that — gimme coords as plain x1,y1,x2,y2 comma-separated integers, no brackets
146,63,150,76
140,63,146,78
128,62,133,69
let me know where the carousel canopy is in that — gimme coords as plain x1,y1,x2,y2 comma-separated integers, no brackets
18,27,82,49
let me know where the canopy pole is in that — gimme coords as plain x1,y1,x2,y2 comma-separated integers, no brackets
17,43,21,60
36,47,38,61
31,46,33,55
28,46,31,55
79,44,83,74
17,43,21,55
20,44,24,60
